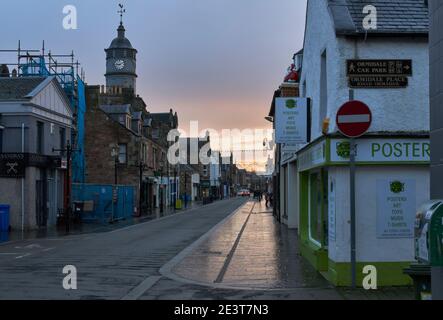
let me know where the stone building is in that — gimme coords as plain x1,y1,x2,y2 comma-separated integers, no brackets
83,17,180,215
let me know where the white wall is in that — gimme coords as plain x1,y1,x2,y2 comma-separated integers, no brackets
301,0,429,141
328,166,429,263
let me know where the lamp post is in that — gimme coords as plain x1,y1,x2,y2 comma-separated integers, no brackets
173,167,177,210
138,161,144,217
111,146,118,185
53,141,76,234
159,163,164,214
110,146,120,224
184,171,188,209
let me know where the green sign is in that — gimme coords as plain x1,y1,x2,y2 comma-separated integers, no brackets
331,139,430,163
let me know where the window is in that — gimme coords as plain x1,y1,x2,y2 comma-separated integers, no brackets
37,121,44,154
319,50,328,129
59,127,66,155
308,170,328,247
118,144,127,164
126,116,131,129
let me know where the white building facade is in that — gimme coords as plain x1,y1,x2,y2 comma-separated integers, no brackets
296,0,430,286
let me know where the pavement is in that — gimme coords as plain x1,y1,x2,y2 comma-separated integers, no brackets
1,200,205,244
0,198,414,300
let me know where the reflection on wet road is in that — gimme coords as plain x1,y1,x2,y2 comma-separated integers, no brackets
172,200,330,289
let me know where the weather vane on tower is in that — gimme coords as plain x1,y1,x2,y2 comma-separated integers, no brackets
118,3,126,25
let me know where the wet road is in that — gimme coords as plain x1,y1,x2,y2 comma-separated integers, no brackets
0,198,413,300
0,198,246,299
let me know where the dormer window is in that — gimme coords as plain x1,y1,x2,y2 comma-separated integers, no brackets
126,116,131,129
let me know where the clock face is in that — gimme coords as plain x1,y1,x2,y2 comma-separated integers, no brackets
114,60,125,70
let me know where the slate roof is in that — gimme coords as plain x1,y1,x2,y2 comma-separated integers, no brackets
0,77,47,100
328,0,429,35
100,104,131,114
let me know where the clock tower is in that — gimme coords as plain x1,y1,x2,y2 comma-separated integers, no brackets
105,5,137,94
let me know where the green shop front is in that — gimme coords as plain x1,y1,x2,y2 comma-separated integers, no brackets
297,135,430,287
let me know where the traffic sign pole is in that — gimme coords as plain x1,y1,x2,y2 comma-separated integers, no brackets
336,92,372,289
348,90,357,289
350,137,357,288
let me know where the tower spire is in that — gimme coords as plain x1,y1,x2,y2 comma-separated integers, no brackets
118,3,126,26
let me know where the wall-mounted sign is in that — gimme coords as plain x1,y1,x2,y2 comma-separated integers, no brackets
376,179,416,239
330,139,430,163
349,76,408,88
347,60,412,76
0,153,26,178
275,98,309,144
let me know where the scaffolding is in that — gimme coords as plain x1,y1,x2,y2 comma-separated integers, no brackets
0,41,87,183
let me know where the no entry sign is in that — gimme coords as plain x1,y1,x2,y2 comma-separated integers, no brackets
336,101,372,138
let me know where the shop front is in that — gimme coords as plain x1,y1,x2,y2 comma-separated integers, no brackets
297,135,430,287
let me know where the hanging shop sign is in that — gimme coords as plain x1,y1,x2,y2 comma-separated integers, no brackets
275,98,309,144
347,60,413,76
376,179,416,239
281,142,298,164
330,139,430,163
0,153,26,178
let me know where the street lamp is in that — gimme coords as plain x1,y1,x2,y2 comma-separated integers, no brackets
173,167,177,210
111,146,118,185
159,162,164,214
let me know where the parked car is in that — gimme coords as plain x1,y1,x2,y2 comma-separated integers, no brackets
237,189,251,197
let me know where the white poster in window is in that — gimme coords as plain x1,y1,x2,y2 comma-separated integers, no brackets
328,178,336,242
376,179,416,239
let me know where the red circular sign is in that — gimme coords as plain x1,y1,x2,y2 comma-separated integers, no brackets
336,100,372,138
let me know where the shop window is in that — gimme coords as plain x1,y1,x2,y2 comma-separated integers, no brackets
118,144,127,164
37,121,44,154
309,171,327,246
59,127,66,155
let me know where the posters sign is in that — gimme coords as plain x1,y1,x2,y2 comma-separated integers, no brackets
275,98,308,144
331,139,430,163
376,179,416,239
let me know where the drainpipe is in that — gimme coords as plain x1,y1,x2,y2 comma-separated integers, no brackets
21,123,25,235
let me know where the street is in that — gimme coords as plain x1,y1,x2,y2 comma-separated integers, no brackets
0,198,412,300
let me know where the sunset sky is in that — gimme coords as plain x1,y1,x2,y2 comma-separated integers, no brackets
1,0,307,171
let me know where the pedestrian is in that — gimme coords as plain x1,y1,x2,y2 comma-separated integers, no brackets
265,192,270,207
